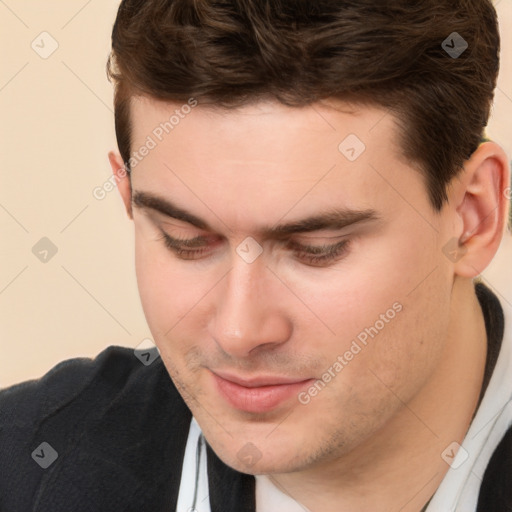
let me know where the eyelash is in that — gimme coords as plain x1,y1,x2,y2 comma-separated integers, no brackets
156,232,351,266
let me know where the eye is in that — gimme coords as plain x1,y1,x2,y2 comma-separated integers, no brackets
156,231,351,266
286,239,351,266
156,232,212,260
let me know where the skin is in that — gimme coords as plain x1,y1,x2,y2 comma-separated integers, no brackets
109,96,510,512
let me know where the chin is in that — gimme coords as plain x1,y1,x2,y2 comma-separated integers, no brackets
203,429,308,475
217,448,297,475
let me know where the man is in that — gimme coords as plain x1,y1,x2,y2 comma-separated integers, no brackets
1,0,511,510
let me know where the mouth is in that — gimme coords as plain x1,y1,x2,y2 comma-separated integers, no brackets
210,370,315,413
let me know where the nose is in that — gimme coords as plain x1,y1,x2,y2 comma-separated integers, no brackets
209,251,292,359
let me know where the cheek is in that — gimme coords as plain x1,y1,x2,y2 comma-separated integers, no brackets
290,228,450,388
133,226,202,339
279,233,432,343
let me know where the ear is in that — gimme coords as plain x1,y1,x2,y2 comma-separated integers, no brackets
450,141,511,277
108,150,133,220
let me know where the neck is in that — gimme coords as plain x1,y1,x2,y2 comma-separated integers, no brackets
265,277,488,512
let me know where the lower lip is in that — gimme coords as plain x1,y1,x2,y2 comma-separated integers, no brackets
211,372,315,413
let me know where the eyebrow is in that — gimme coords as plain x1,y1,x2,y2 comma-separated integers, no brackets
132,190,380,238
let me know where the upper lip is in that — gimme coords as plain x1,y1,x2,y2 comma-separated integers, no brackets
211,370,313,388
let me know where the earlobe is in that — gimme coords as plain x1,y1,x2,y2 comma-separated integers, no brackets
108,151,133,220
452,142,510,277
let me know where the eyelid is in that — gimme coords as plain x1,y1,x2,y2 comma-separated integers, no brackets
162,232,346,249
291,234,349,244
155,212,353,241
163,234,211,248
160,232,349,259
158,231,351,266
286,238,347,253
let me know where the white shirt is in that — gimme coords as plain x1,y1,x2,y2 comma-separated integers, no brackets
175,417,211,512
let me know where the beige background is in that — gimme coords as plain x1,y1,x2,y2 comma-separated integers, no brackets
1,1,512,387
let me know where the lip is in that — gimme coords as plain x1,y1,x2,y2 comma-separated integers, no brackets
210,370,315,413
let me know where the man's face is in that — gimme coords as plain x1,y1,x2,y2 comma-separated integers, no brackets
124,97,456,474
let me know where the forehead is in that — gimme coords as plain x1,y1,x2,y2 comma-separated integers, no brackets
128,96,408,176
129,95,401,156
127,96,426,232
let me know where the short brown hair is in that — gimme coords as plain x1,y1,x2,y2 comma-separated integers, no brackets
106,0,500,211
